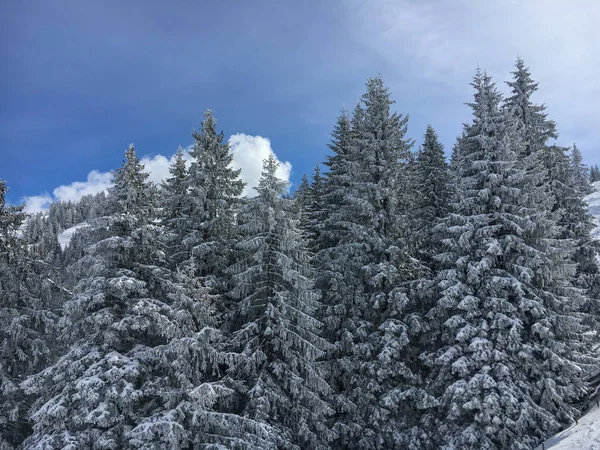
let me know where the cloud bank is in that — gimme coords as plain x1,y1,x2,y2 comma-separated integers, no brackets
23,133,292,213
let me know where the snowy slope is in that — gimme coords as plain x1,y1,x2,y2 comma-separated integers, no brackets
535,406,600,450
585,181,600,241
58,223,89,250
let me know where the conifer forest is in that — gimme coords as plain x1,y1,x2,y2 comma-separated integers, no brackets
2,59,600,450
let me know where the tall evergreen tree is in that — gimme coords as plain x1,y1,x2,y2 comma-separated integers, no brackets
306,165,326,251
161,147,190,269
23,147,271,449
227,155,333,449
423,70,594,449
590,165,600,183
505,58,600,336
317,109,354,254
182,110,245,294
316,77,429,449
0,180,59,449
414,125,451,266
504,57,557,157
506,56,600,384
293,166,326,251
562,145,600,331
293,173,312,235
570,144,593,196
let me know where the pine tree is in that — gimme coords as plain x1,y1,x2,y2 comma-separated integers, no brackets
316,77,429,449
317,108,354,254
504,57,557,157
570,144,593,196
505,58,600,337
423,70,594,449
0,180,59,449
294,174,311,205
293,166,326,251
414,125,451,266
590,165,600,183
23,146,272,449
306,165,326,251
227,155,333,449
293,173,311,234
182,110,245,295
561,145,600,331
161,147,190,269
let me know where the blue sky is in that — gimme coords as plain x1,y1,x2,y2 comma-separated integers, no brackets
2,0,599,211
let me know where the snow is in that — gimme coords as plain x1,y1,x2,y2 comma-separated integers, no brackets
535,406,600,450
584,181,600,240
58,223,89,250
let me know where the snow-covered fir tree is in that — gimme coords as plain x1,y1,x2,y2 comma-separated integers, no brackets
414,125,452,266
504,57,557,157
0,180,60,449
293,166,326,251
571,144,593,196
505,58,600,336
590,164,600,183
227,155,334,449
307,165,326,250
293,173,312,235
294,173,311,205
182,110,245,296
555,145,600,331
161,147,191,269
317,108,354,254
422,70,594,450
316,77,430,450
24,214,62,270
22,146,274,449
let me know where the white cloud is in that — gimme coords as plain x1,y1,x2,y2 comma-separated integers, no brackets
22,134,292,212
228,133,292,197
343,0,600,162
140,153,184,186
52,170,113,203
23,193,53,214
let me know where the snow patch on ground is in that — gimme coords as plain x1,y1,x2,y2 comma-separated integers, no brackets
585,181,600,241
58,223,89,250
535,406,600,450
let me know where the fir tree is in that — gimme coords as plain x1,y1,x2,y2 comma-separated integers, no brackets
505,58,600,337
414,125,451,266
182,110,245,293
228,155,334,449
293,173,312,235
161,147,190,269
307,165,326,251
571,144,593,196
317,77,429,449
23,147,272,449
293,166,326,251
590,165,600,183
504,57,557,157
506,57,599,387
423,70,594,449
317,108,354,253
0,180,58,449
